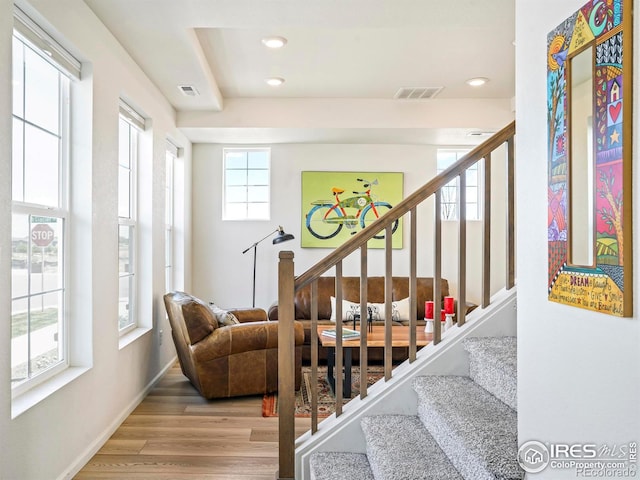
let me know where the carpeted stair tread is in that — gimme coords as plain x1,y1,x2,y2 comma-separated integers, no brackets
310,452,375,480
463,336,517,410
413,375,523,480
361,414,463,479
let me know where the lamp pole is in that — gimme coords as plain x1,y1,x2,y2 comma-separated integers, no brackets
242,227,294,308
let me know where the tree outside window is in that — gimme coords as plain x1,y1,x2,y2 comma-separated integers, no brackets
437,149,482,221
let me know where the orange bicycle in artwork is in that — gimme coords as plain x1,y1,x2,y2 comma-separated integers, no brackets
305,178,399,240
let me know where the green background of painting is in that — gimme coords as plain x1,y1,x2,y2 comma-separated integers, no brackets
300,171,404,248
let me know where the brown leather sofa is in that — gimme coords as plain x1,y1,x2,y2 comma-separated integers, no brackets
268,276,464,364
164,291,304,399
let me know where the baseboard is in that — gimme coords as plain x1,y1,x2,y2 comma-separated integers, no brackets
58,355,178,480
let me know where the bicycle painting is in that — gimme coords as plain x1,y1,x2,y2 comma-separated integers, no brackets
300,171,403,248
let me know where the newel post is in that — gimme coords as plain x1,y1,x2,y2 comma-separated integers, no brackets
277,251,295,480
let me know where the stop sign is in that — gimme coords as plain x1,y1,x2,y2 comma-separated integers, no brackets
31,223,55,247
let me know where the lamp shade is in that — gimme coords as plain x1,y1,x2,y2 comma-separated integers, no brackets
273,226,294,245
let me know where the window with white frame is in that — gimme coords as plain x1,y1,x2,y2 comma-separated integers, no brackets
165,142,176,292
11,15,78,392
437,149,482,221
118,103,143,334
223,148,270,220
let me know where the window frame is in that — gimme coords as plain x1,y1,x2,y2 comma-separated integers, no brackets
10,31,72,396
436,148,483,221
117,110,140,336
165,142,176,293
222,147,271,221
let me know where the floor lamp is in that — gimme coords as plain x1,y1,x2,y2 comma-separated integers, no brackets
242,226,295,307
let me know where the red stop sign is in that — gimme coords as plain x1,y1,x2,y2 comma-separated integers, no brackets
31,223,55,247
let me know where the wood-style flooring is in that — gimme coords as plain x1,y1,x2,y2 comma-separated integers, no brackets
74,363,312,479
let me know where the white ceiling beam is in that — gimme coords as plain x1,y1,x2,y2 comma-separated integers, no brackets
185,28,223,111
178,97,514,130
177,97,515,144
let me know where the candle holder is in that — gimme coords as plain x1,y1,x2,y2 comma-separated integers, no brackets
444,313,455,331
424,318,434,333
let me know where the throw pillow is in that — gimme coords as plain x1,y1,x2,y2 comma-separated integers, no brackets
181,299,217,345
329,296,362,322
393,297,411,321
368,297,410,321
330,296,411,322
368,302,394,321
368,302,385,321
208,303,240,326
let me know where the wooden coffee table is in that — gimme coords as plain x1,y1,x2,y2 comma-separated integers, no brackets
317,324,433,396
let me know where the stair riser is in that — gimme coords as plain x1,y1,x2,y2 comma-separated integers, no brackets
310,452,374,480
417,404,503,480
469,359,517,411
361,415,463,480
463,337,517,412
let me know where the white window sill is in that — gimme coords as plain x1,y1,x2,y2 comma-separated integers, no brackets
118,326,152,350
12,366,90,419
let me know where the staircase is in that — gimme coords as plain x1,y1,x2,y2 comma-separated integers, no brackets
309,336,522,480
275,122,516,479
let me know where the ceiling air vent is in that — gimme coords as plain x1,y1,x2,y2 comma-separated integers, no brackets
394,86,443,100
178,85,200,96
467,131,496,137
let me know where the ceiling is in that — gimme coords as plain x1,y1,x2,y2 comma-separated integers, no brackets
82,0,515,144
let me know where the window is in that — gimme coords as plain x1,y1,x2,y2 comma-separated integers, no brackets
437,149,482,221
165,142,176,292
11,27,72,392
223,148,270,220
118,103,142,334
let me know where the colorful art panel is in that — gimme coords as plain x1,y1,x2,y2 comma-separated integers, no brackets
301,171,403,249
580,0,623,39
547,0,632,316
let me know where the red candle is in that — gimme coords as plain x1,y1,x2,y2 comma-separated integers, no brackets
425,301,434,319
441,309,446,322
444,296,454,314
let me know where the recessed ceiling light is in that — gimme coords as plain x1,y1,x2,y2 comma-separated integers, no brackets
466,77,489,87
261,36,287,49
265,77,285,86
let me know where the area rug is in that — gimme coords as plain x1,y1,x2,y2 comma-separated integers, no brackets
262,365,384,417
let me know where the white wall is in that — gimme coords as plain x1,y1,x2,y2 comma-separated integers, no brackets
0,1,191,478
192,141,511,311
516,1,640,478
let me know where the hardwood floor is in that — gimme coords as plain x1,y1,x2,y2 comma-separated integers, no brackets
74,363,311,479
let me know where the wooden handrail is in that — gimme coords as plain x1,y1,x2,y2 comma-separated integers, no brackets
294,121,516,290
